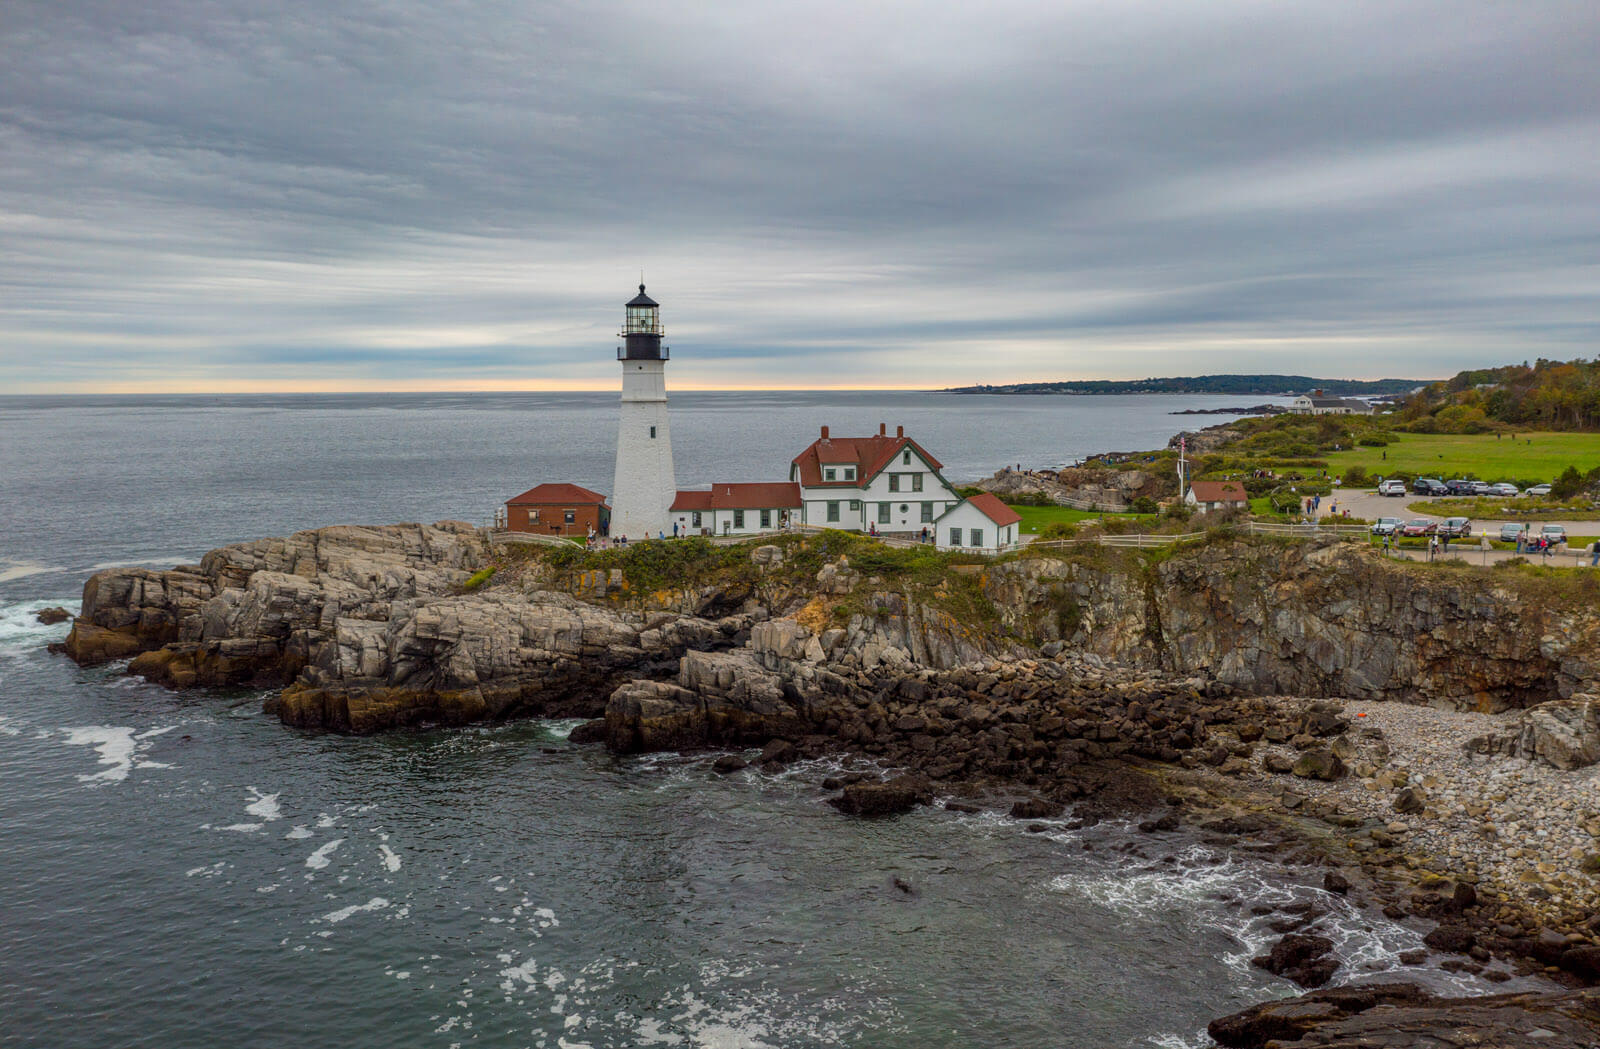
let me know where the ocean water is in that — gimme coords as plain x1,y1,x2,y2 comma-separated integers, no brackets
0,392,1529,1047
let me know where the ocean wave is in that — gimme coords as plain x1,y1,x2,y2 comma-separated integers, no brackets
0,598,76,655
61,725,174,784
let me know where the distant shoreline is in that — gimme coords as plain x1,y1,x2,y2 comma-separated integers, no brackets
943,374,1430,397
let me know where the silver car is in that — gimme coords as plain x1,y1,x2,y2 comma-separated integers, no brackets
1499,522,1527,542
1489,482,1519,497
1525,483,1552,497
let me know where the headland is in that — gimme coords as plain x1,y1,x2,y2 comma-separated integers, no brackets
50,518,1600,1044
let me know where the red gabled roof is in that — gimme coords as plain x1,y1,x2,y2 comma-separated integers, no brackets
1189,481,1247,503
671,482,802,512
966,492,1022,527
790,432,943,487
506,483,608,506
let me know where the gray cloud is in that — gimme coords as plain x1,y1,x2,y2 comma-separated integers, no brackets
1,0,1597,390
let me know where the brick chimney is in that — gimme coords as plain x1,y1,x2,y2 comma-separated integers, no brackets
878,422,886,436
820,425,829,440
896,425,904,438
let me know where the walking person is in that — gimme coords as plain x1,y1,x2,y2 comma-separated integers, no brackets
1590,538,1600,567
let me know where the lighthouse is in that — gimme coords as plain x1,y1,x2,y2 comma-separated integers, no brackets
608,284,677,540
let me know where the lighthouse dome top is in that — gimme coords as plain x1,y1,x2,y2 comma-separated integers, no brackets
626,284,658,308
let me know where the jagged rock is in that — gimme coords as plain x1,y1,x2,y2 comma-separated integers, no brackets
1423,923,1475,953
1262,751,1295,774
1393,786,1426,814
34,606,72,625
1468,695,1600,770
1252,933,1339,988
1322,871,1351,895
1209,983,1600,1049
750,544,783,566
711,754,749,774
1010,798,1065,820
828,775,933,817
1291,749,1346,781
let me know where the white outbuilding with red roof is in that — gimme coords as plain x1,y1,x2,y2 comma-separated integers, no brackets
935,492,1022,553
789,423,963,532
670,482,802,536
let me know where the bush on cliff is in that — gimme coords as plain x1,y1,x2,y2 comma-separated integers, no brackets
461,567,496,591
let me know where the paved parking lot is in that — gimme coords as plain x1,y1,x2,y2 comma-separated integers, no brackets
1304,487,1594,537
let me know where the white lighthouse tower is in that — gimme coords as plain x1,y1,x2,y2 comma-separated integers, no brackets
609,284,677,540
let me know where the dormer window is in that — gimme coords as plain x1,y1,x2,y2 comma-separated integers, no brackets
824,467,836,481
843,467,856,481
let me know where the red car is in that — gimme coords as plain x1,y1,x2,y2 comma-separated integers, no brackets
1401,519,1437,538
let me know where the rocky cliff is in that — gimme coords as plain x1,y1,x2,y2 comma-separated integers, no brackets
984,539,1600,712
57,527,1600,739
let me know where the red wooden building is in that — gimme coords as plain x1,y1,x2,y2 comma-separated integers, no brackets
505,483,609,536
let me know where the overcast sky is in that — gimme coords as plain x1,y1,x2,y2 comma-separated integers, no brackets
2,1,1596,392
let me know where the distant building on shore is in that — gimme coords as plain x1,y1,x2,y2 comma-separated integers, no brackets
1288,390,1372,416
1185,481,1249,513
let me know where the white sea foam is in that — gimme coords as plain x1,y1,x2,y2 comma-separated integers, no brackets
0,598,76,654
305,838,345,869
378,842,402,872
0,716,20,737
322,896,390,923
315,813,338,829
284,825,313,840
0,562,65,584
87,557,186,572
212,823,265,833
62,725,173,783
244,788,282,821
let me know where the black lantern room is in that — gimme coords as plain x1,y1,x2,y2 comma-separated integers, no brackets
618,284,667,361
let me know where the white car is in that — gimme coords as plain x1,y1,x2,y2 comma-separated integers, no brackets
1377,479,1407,496
1524,484,1552,497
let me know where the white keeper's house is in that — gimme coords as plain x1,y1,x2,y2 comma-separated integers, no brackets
790,424,963,532
934,492,1022,554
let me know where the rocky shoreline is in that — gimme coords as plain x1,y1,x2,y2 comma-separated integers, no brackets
48,522,1600,1044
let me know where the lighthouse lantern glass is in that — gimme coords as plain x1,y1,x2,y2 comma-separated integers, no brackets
626,305,659,335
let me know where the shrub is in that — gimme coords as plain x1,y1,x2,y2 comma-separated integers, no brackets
1130,496,1160,515
462,567,496,590
1553,465,1586,500
1342,465,1370,487
1358,432,1394,446
1038,521,1079,541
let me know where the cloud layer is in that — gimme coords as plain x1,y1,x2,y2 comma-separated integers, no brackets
2,0,1596,390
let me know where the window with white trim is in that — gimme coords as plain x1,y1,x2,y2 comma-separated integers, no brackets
824,467,836,481
843,467,856,481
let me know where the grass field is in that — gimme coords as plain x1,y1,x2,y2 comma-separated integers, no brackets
1006,504,1156,534
1321,432,1600,483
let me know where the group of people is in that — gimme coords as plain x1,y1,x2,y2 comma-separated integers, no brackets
1513,531,1559,557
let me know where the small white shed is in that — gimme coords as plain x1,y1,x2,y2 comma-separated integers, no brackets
935,494,1022,554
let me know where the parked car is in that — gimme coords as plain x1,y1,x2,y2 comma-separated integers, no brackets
1437,517,1473,539
1412,478,1448,496
1489,482,1519,497
1377,479,1407,496
1541,524,1568,548
1370,516,1403,536
1499,522,1528,543
1401,519,1437,537
1469,481,1492,496
1445,479,1475,496
1525,483,1552,497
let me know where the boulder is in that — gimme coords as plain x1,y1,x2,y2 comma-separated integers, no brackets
34,606,72,625
1010,798,1065,819
1252,933,1339,988
828,775,933,817
711,754,749,774
1291,749,1346,781
1393,786,1427,814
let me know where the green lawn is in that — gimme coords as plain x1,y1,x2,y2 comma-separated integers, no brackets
1321,432,1600,484
1006,504,1157,534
